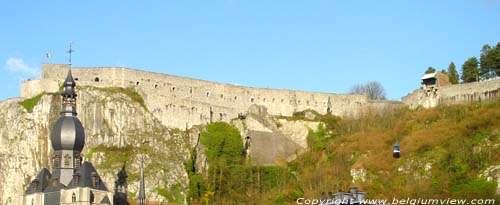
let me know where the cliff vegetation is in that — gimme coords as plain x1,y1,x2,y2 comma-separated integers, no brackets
186,100,500,204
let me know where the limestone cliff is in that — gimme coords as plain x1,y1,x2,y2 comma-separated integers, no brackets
0,87,189,204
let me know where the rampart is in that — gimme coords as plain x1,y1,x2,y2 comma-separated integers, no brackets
22,64,401,129
402,78,500,109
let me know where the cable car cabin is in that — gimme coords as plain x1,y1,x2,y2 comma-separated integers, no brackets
393,143,400,158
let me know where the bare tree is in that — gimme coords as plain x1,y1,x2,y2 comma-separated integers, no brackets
350,81,386,100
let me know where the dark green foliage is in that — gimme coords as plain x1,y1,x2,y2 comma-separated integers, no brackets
447,62,459,84
307,123,328,151
425,66,436,74
200,122,243,165
185,148,205,202
480,44,495,80
461,57,480,83
480,43,500,79
19,93,43,113
185,122,302,204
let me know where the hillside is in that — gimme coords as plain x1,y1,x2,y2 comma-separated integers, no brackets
292,100,500,200
181,100,500,204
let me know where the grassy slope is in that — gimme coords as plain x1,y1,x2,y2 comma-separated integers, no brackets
292,100,500,200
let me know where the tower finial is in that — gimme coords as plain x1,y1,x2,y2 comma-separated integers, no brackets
67,42,75,65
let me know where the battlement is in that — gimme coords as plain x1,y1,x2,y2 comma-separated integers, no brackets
22,64,401,128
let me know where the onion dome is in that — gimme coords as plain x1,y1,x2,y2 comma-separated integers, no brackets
51,116,85,151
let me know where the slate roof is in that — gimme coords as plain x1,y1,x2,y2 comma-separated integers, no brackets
25,168,52,194
43,179,67,193
67,161,108,191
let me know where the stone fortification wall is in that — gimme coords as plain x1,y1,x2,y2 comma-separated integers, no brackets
23,64,399,128
402,78,500,109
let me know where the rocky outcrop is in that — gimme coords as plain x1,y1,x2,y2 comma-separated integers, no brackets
232,105,319,165
0,87,188,204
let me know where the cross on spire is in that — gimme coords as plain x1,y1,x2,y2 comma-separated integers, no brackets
67,42,75,65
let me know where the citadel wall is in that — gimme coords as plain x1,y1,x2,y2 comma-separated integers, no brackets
402,78,500,109
23,64,400,129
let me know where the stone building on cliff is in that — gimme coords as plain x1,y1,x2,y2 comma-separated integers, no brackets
23,69,128,205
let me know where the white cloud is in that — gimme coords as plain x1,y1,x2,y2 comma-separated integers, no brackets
4,57,39,77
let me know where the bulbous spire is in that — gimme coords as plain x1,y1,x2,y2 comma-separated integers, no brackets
51,68,85,152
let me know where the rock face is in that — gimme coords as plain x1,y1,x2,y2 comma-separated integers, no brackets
232,105,319,165
0,87,188,205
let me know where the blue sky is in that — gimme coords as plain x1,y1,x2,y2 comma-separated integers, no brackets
1,1,499,100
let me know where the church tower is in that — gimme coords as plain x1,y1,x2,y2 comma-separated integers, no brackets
50,69,85,186
25,65,115,205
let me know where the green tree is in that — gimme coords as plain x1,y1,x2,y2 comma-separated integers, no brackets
200,122,243,165
491,42,500,77
447,62,459,84
425,66,436,74
199,122,243,200
461,57,480,83
479,44,494,80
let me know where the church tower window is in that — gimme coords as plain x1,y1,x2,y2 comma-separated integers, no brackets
54,154,60,168
64,154,71,166
72,193,76,202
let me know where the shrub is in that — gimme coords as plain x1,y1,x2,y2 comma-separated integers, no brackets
19,93,43,113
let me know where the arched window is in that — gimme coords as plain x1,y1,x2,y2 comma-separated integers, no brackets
94,77,99,82
72,193,76,202
136,81,140,86
31,198,34,205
